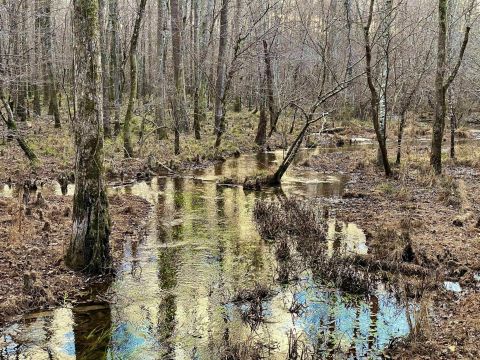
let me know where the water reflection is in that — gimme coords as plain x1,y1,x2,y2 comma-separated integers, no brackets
1,148,412,359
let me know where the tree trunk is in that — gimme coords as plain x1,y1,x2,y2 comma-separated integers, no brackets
192,0,202,140
431,0,448,174
156,0,168,140
214,0,230,148
99,0,112,138
66,0,111,274
170,0,190,133
40,0,61,128
364,0,392,177
109,0,122,136
0,94,37,162
123,0,148,158
448,88,456,159
263,40,279,136
431,0,470,173
396,111,406,165
33,0,42,116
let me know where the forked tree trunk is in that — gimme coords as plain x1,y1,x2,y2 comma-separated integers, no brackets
66,0,111,274
431,0,470,173
123,0,148,158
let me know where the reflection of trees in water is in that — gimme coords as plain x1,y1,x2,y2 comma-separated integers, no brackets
156,177,180,358
72,306,112,360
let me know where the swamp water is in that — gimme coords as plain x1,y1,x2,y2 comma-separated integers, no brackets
1,148,412,359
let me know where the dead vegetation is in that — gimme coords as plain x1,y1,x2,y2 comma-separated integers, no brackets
0,191,150,324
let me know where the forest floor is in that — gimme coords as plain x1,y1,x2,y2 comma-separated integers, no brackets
0,108,370,185
0,193,151,326
300,138,480,359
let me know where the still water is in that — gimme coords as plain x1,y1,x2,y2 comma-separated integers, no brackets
1,148,412,359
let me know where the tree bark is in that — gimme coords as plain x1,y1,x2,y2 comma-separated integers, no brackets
109,0,122,136
66,0,111,274
214,0,230,148
156,0,168,140
363,0,392,177
170,0,190,134
431,0,470,173
40,0,61,128
263,40,279,136
123,0,148,158
99,0,112,138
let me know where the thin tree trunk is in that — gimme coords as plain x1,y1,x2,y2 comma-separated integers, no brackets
99,0,112,138
364,0,392,177
0,94,37,161
109,0,122,136
214,0,230,148
123,0,148,158
448,88,456,159
170,0,190,134
41,0,61,128
396,111,406,165
431,0,470,173
156,0,168,140
263,40,279,136
66,0,111,274
192,0,202,140
33,0,42,117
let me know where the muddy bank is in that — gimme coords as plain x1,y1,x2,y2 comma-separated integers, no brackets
299,145,480,358
0,193,150,325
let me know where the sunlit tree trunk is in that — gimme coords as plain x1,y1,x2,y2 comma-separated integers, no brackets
214,0,230,148
123,0,148,158
378,0,392,145
66,0,111,274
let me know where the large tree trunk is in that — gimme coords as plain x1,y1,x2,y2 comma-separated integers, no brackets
156,0,168,140
214,0,230,148
170,0,190,135
123,0,148,158
66,0,111,274
99,0,112,138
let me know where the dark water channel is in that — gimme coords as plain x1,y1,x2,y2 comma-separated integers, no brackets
1,147,412,359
